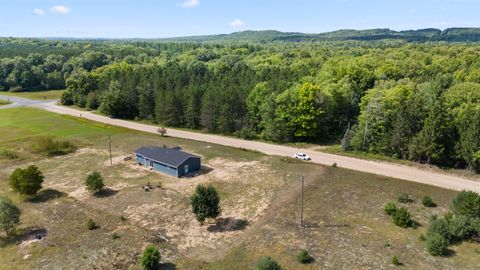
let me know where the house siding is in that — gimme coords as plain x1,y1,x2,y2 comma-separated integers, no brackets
178,157,201,177
135,153,200,178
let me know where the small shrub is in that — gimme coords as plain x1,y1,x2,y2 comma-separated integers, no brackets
85,171,105,194
419,233,426,241
421,196,436,207
384,242,391,247
112,232,120,240
428,217,450,241
296,249,313,264
391,255,400,266
331,162,337,167
398,193,411,203
384,202,397,216
141,245,161,270
87,219,98,230
451,191,480,218
0,149,18,160
256,256,281,270
120,216,127,221
448,215,473,242
426,232,449,256
31,137,76,156
392,207,413,228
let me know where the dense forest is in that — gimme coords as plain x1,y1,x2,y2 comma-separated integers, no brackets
1,32,480,172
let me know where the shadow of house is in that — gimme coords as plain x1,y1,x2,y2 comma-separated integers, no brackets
29,189,66,203
183,165,214,178
207,218,249,233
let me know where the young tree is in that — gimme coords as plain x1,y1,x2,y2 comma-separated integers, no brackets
256,256,282,270
451,191,480,218
141,245,161,270
9,165,44,196
157,127,167,137
426,233,449,256
0,197,21,236
392,207,413,228
190,184,221,224
85,171,105,194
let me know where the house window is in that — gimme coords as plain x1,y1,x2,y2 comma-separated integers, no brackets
184,164,189,174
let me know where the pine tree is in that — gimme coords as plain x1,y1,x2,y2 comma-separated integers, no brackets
409,98,451,164
458,106,480,171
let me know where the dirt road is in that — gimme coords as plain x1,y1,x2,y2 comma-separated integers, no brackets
13,100,476,193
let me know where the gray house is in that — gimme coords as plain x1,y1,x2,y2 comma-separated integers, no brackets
134,146,201,177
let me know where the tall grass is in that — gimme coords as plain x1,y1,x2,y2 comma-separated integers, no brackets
31,137,77,156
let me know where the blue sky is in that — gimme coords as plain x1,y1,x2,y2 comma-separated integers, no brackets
0,0,478,38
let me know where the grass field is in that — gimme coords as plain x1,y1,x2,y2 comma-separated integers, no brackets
0,99,11,106
0,90,65,100
0,108,478,269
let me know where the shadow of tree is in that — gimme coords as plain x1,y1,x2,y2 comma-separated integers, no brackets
0,227,48,248
94,188,118,198
161,262,176,270
207,217,249,233
29,189,66,203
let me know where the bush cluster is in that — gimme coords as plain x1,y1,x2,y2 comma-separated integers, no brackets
31,137,76,156
384,202,413,228
425,191,480,256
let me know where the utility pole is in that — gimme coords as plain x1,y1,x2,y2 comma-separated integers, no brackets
300,175,304,228
108,135,112,165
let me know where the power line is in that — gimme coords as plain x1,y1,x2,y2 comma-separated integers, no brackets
300,175,304,228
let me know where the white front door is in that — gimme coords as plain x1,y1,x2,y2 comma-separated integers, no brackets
184,164,189,174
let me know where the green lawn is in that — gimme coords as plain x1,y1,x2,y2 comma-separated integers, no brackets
0,89,65,100
0,107,478,269
0,99,11,106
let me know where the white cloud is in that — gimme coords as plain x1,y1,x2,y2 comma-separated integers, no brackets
229,19,245,28
181,0,199,8
50,5,71,14
33,8,45,16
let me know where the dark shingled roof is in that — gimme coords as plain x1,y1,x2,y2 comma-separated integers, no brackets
134,146,200,168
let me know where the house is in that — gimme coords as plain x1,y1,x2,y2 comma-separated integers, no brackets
134,146,201,177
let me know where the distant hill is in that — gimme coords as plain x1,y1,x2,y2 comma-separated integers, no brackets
159,28,480,43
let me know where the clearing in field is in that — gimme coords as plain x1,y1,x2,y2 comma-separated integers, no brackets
0,107,479,269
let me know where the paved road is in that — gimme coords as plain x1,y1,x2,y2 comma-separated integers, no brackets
1,94,479,192
0,95,53,109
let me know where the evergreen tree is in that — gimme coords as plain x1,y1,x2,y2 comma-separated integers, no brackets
190,184,221,224
409,98,452,164
458,106,480,171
